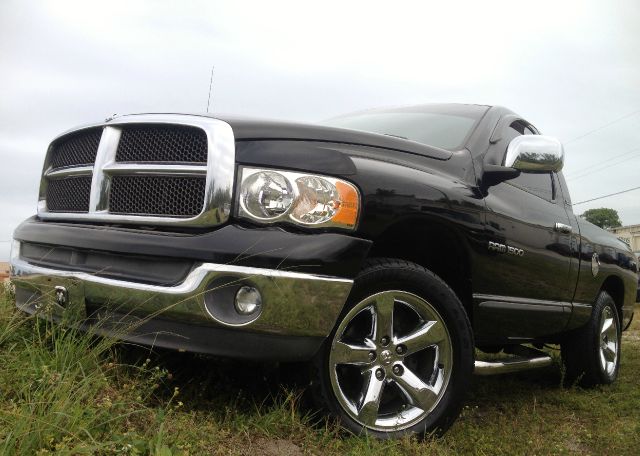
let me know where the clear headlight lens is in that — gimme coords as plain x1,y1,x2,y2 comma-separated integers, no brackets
237,167,360,230
240,171,294,220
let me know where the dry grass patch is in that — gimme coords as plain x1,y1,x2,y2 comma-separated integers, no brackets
0,285,638,455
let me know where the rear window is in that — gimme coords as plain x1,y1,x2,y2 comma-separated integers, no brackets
322,105,487,150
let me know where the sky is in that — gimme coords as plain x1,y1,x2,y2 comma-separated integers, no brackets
1,0,639,260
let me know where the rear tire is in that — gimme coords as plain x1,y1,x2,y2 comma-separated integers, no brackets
561,291,621,387
310,258,474,438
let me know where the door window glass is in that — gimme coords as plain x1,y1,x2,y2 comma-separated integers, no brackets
508,172,555,201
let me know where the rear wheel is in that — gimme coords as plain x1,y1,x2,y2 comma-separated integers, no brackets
562,291,621,386
311,258,473,438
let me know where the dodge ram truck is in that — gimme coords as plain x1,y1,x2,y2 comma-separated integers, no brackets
10,103,638,438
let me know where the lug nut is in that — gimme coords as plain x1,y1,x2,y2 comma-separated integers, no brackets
375,368,385,380
368,351,376,361
392,364,404,376
380,336,390,346
396,344,406,355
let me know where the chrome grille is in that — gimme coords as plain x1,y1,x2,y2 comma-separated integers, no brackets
38,114,235,227
110,175,206,217
50,128,102,169
46,176,92,212
116,125,208,163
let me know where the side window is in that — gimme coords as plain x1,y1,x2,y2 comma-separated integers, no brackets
509,172,555,201
503,121,554,201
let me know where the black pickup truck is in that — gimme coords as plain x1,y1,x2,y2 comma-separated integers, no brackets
10,103,638,438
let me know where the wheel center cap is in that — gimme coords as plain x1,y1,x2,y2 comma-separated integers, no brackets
380,349,393,365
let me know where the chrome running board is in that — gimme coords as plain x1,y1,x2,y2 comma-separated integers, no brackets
474,345,553,376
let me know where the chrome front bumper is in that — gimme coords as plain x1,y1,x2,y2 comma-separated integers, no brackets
10,241,353,348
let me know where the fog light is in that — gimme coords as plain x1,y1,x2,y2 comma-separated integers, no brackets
234,286,262,315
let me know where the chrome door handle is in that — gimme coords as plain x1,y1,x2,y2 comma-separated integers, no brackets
554,222,573,234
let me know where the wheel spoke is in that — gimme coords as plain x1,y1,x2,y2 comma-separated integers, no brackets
373,294,395,341
602,341,617,363
599,350,607,370
605,324,618,341
332,341,374,366
601,317,613,336
357,370,385,426
396,320,446,355
393,363,439,412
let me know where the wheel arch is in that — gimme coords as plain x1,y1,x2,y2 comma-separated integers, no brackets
600,274,625,321
365,218,473,319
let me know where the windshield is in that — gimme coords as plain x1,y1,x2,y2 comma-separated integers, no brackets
321,104,487,150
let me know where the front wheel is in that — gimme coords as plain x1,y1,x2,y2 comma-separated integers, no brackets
311,258,474,438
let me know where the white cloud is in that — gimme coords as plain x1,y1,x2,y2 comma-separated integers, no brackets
1,0,639,258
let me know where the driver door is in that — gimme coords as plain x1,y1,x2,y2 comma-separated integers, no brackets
474,120,574,340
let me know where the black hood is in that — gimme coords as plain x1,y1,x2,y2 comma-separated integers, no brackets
213,115,453,161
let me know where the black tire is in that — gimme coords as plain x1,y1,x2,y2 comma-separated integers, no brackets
310,258,474,438
561,291,621,387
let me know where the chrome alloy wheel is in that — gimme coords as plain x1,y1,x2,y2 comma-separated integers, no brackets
328,290,453,432
599,306,619,376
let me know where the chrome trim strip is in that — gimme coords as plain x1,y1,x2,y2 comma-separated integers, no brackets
474,356,553,375
103,163,207,176
38,114,236,228
473,293,571,308
46,114,215,143
10,252,353,337
44,166,94,179
33,210,228,225
10,256,351,295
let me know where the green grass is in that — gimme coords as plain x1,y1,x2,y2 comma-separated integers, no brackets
1,283,639,455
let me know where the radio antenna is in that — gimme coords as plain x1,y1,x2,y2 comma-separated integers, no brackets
206,65,215,113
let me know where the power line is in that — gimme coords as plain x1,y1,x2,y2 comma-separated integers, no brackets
564,109,640,145
573,185,640,205
566,149,640,182
565,146,640,178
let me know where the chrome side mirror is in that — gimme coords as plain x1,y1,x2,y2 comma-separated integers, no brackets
505,136,564,172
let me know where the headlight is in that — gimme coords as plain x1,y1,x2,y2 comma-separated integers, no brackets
241,171,294,220
237,167,360,230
